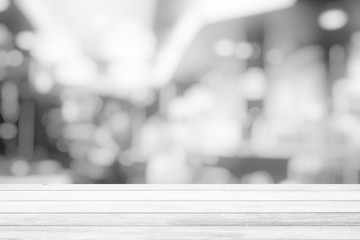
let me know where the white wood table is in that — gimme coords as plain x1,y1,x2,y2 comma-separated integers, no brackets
0,185,359,240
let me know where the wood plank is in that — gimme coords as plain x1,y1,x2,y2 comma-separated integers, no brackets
0,226,359,240
1,190,360,201
1,185,357,240
0,213,359,226
0,184,359,191
0,201,358,213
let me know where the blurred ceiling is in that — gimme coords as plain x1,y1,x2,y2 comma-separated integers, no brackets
16,0,157,58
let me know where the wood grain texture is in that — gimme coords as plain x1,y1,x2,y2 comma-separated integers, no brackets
0,226,360,240
0,201,359,212
0,213,359,226
0,185,359,239
2,190,360,200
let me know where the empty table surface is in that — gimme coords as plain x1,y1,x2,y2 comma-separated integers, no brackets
0,185,359,240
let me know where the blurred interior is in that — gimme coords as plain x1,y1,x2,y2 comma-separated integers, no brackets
0,0,359,183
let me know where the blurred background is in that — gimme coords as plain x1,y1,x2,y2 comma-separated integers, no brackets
0,0,359,183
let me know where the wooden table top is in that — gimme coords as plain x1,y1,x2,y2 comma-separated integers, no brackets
0,185,359,239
